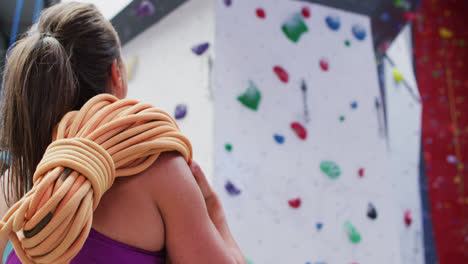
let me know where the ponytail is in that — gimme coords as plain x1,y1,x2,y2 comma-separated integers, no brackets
1,32,77,205
0,2,121,204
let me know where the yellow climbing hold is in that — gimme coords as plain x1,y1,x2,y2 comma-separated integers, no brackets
439,27,453,39
393,68,403,83
126,56,139,81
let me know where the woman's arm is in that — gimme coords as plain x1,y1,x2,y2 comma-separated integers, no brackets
148,152,245,264
189,161,245,263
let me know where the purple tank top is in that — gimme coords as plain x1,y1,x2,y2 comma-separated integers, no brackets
6,228,166,264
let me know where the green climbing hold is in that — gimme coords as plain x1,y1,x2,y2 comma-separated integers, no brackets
237,80,261,111
281,13,309,43
225,143,232,152
320,161,341,179
339,115,345,122
344,221,361,243
345,40,351,47
460,40,466,47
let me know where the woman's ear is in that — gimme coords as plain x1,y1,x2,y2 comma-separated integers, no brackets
109,59,127,99
110,59,122,92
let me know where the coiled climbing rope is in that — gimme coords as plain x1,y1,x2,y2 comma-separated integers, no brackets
0,94,192,264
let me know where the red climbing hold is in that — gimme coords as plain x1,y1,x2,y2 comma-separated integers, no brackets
288,198,301,208
291,122,307,140
256,8,266,19
273,66,289,83
319,59,329,71
404,210,412,227
358,168,364,178
301,7,310,18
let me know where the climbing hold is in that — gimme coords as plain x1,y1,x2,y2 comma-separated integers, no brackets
339,115,345,122
325,15,340,31
394,0,411,9
447,155,457,164
174,104,187,120
320,161,341,179
380,12,391,22
367,203,378,220
136,0,155,18
316,222,323,230
393,68,403,82
403,12,420,21
282,13,308,43
288,198,301,208
344,221,361,243
350,101,358,109
237,80,262,111
273,66,289,83
439,27,453,38
191,42,210,56
352,24,367,41
345,40,351,47
319,58,329,71
223,0,232,7
225,143,233,152
291,122,307,140
273,134,285,144
301,7,310,18
404,210,412,227
358,168,364,178
225,180,241,196
126,56,138,81
256,8,266,19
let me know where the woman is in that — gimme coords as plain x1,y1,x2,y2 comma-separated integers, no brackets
0,2,245,263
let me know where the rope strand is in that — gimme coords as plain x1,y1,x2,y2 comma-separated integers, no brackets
0,94,192,264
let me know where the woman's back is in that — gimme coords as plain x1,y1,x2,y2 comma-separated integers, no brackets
0,2,246,263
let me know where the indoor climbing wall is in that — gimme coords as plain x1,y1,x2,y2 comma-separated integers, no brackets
414,0,468,263
121,0,215,179
384,25,424,264
213,0,402,263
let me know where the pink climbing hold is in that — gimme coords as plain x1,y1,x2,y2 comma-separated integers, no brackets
404,210,412,227
291,122,307,140
319,59,329,71
301,7,310,18
256,8,266,19
288,198,301,209
358,168,364,178
273,66,289,83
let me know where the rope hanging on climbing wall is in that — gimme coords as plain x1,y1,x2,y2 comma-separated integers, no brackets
0,94,193,264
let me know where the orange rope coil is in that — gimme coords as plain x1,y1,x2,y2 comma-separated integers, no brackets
0,94,193,264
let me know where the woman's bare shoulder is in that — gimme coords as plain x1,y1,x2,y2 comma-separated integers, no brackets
138,151,193,199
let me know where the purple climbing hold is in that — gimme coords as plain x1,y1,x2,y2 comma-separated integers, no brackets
136,0,155,18
225,180,241,196
223,0,232,7
174,104,187,120
192,42,210,56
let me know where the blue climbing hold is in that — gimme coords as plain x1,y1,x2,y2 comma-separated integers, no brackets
352,24,366,41
316,222,323,230
350,101,358,109
380,12,391,22
325,15,340,31
273,134,285,144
